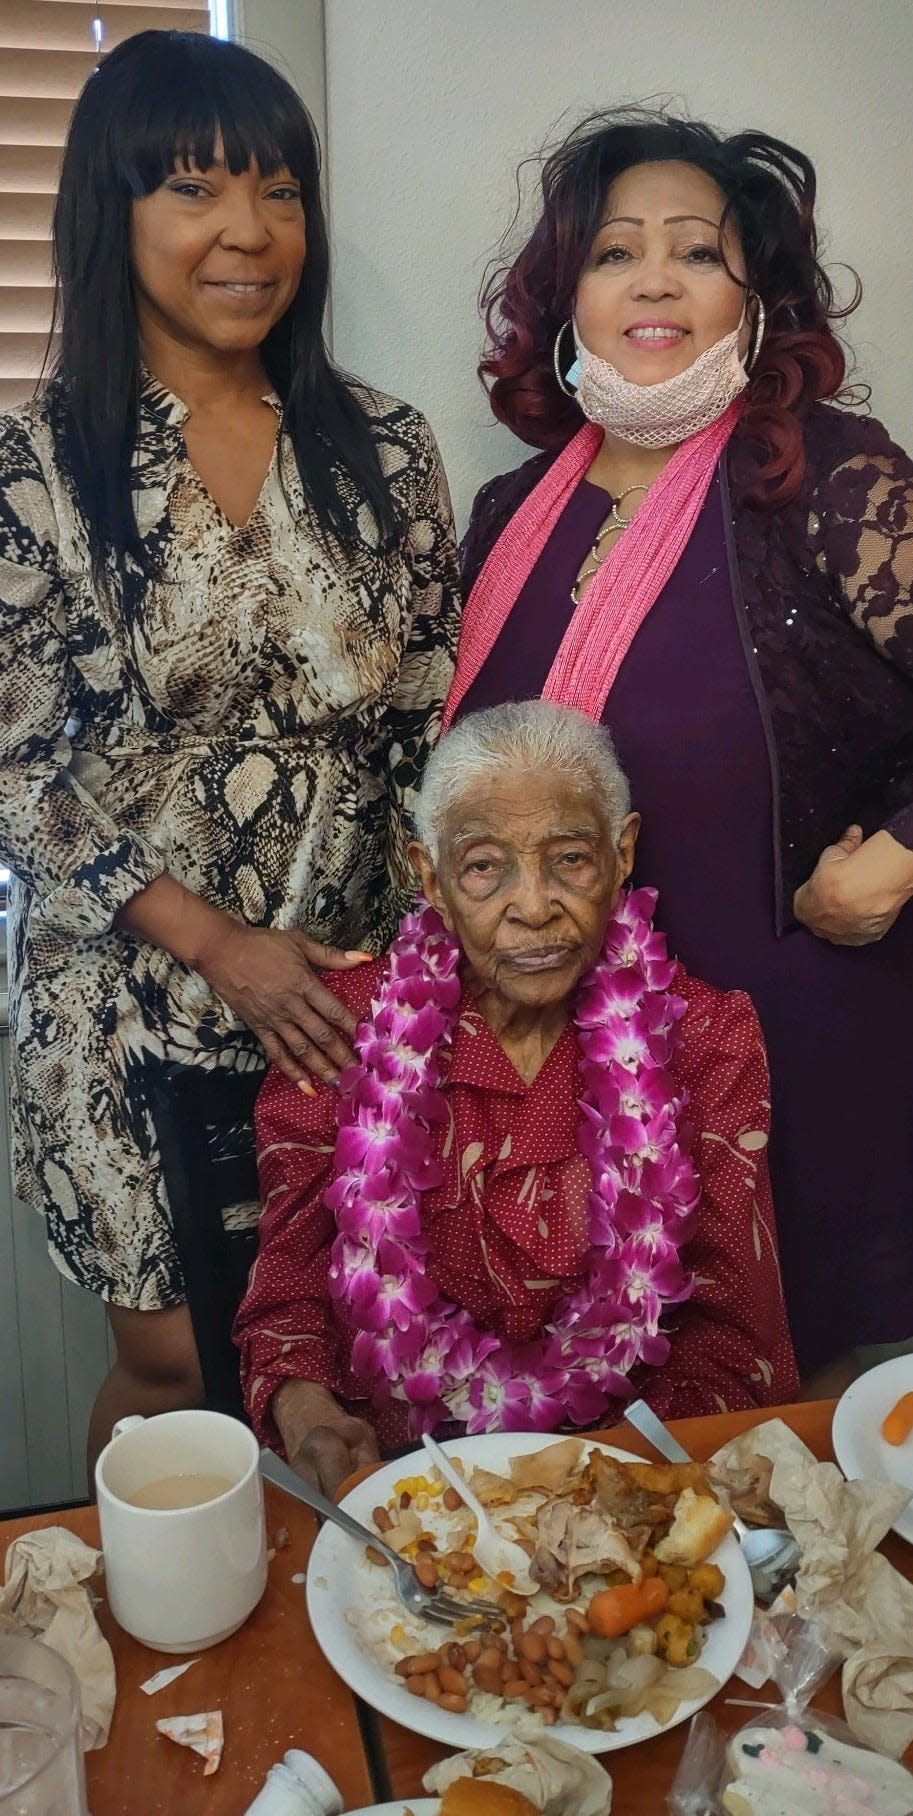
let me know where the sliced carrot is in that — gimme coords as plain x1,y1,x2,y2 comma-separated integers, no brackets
882,1392,913,1446
586,1575,669,1638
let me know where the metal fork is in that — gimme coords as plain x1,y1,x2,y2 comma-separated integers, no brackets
259,1447,503,1628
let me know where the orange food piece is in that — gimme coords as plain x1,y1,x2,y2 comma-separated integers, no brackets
586,1575,669,1637
882,1392,913,1445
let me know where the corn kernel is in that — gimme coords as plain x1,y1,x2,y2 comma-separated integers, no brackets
414,1493,429,1512
468,1576,486,1593
389,1624,408,1649
393,1474,430,1497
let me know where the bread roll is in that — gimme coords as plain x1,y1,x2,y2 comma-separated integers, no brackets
438,1778,541,1815
654,1486,732,1565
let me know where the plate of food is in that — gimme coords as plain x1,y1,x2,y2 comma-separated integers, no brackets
833,1355,913,1544
307,1432,753,1753
347,1806,436,1815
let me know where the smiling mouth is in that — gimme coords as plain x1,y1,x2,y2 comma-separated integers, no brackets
503,947,576,972
625,325,688,345
204,280,276,295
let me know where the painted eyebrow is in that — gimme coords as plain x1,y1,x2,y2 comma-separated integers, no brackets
172,159,297,179
598,213,722,231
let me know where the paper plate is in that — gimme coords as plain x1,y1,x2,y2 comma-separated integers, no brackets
833,1355,913,1543
307,1431,753,1755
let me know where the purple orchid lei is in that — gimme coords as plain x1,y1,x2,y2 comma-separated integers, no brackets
326,886,699,1437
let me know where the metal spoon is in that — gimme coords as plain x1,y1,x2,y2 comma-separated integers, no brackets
622,1400,800,1605
421,1432,539,1596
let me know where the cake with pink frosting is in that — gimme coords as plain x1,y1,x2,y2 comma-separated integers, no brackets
722,1723,913,1815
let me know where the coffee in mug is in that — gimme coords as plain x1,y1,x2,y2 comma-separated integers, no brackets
95,1409,267,1652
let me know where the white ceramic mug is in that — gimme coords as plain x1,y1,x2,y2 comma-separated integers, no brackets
95,1409,267,1652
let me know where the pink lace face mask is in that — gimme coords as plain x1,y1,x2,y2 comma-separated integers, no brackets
571,303,751,449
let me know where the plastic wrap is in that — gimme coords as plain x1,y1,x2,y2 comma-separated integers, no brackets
667,1613,913,1814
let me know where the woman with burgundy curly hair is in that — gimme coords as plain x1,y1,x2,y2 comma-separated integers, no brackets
447,108,913,1389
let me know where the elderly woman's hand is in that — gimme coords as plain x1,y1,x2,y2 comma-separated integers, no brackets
195,922,371,1088
271,1379,380,1497
793,827,913,945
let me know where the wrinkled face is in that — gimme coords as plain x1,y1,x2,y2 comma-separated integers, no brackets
411,766,639,1011
574,160,750,384
130,142,306,355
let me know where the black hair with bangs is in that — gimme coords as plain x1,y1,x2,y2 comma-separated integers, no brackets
49,30,401,579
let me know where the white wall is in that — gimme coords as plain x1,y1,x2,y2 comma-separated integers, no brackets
235,0,328,197
323,0,913,529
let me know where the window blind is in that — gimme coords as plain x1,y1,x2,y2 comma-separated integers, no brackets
0,0,211,411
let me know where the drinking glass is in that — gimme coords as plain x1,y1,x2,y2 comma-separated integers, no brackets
0,1635,87,1814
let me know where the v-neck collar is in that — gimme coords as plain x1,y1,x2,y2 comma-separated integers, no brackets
448,994,577,1096
139,367,282,430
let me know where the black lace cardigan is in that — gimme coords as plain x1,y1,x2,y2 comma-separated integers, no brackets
459,404,913,931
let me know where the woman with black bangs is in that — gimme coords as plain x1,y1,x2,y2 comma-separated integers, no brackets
448,108,913,1389
0,29,459,1461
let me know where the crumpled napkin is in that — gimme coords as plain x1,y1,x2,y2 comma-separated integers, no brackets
423,1727,613,1813
0,1526,116,1749
714,1418,913,1758
156,1710,223,1775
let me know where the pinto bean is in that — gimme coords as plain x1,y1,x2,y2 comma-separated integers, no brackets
442,1642,466,1671
476,1644,503,1672
546,1658,575,1688
462,1638,482,1663
472,1663,503,1695
518,1631,547,1664
529,1684,555,1707
445,1551,476,1575
413,1554,439,1589
406,1674,430,1698
519,1657,542,1687
528,1614,556,1636
546,1635,566,1661
438,1691,468,1713
399,1491,412,1509
565,1608,589,1633
502,1677,530,1701
438,1665,467,1697
364,1546,390,1568
564,1633,583,1666
401,1651,441,1677
442,1486,464,1511
372,1505,393,1533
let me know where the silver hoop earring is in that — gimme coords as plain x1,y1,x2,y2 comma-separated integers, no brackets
746,294,766,372
553,319,577,395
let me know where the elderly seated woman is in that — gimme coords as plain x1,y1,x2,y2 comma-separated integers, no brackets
235,702,798,1492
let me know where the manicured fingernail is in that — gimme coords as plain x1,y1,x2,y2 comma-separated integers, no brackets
345,950,374,962
297,1078,317,1097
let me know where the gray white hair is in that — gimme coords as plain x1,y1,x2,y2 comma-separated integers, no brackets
415,701,632,860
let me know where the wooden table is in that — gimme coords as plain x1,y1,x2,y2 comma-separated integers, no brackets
1,1482,375,1815
375,1398,913,1808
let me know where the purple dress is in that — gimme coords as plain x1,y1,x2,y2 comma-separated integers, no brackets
459,469,913,1374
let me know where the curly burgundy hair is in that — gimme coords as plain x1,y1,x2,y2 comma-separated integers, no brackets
481,108,859,506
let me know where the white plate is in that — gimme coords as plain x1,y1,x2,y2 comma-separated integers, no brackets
833,1355,913,1543
348,1805,436,1815
307,1432,753,1755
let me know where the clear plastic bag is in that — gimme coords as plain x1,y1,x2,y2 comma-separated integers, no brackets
666,1612,913,1814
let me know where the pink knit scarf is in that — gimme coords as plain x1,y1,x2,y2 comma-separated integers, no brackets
443,404,741,730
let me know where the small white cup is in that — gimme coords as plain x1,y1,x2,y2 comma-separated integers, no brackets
95,1409,267,1653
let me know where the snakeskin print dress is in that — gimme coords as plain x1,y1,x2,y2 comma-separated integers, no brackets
0,374,460,1309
